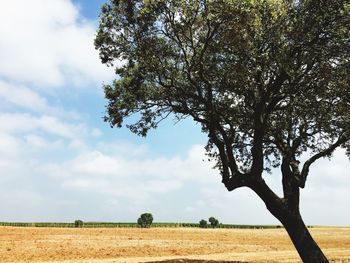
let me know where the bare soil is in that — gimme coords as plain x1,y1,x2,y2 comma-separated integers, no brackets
0,226,349,262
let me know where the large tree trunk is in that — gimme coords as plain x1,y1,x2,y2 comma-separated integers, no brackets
250,180,329,262
280,211,328,262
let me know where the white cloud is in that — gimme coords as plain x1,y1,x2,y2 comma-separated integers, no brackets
25,134,64,150
0,80,82,119
91,128,102,137
300,149,350,225
0,81,50,112
0,111,101,163
0,112,91,140
96,140,149,157
0,0,113,88
65,151,125,177
0,133,23,157
44,144,219,182
38,145,217,207
0,131,349,224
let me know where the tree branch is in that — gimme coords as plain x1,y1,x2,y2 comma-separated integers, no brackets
300,133,349,187
250,179,286,218
281,157,300,210
251,101,265,177
222,172,253,191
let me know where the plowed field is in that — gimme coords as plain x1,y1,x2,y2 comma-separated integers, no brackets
0,226,349,263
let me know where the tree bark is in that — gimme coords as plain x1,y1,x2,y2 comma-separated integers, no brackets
280,211,328,263
250,180,329,262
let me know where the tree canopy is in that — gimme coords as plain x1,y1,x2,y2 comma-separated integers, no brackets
96,0,349,187
137,212,154,228
209,217,219,228
95,0,350,261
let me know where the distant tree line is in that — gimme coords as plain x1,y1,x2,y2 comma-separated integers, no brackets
0,220,283,229
1,214,287,229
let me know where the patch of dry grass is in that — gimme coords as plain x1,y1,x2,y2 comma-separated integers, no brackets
0,226,349,262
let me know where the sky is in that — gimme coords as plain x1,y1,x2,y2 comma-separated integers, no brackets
0,0,349,226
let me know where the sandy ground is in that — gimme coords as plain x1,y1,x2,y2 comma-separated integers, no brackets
0,226,349,263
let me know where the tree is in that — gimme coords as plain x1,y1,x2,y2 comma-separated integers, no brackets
208,217,219,228
74,220,83,228
95,1,350,262
137,213,153,228
199,219,208,228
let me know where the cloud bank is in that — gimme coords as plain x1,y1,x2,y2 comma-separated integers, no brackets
0,0,112,88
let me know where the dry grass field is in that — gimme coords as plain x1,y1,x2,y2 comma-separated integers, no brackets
0,226,349,263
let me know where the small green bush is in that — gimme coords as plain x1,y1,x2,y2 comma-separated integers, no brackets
209,217,219,228
74,220,83,228
199,219,207,228
137,213,153,228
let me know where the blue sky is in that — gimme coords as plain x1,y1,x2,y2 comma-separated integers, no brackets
0,0,349,225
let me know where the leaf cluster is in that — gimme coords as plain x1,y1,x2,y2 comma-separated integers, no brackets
95,0,350,185
137,212,154,228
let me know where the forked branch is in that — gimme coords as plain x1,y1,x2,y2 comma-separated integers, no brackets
300,133,349,187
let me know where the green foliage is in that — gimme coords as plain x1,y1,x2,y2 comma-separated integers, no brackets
208,217,219,228
199,219,208,228
95,0,349,187
137,213,154,228
74,220,84,228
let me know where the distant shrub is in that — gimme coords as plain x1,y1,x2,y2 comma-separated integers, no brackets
74,220,83,228
137,213,153,228
199,219,208,228
209,217,219,228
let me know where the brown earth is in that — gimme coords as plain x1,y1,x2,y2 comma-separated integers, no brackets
0,226,349,263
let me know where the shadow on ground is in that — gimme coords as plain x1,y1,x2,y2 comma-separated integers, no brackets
147,260,247,263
